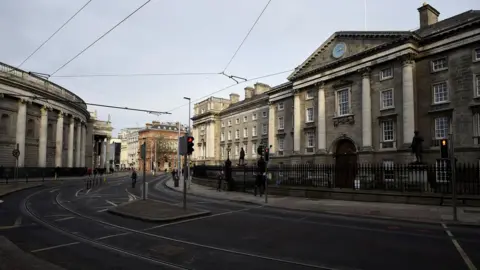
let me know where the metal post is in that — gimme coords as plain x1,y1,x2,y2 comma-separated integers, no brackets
450,134,457,221
177,122,181,178
183,96,191,210
265,145,270,204
143,140,146,200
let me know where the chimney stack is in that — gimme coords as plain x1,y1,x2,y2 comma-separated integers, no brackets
253,82,271,95
244,87,254,99
229,93,240,104
418,3,439,28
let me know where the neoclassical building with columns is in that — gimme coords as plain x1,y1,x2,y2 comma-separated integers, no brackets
0,61,112,175
192,4,480,168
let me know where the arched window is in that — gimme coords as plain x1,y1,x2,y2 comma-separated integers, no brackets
26,119,35,138
0,114,9,135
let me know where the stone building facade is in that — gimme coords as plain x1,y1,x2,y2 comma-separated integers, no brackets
0,61,92,169
137,121,187,172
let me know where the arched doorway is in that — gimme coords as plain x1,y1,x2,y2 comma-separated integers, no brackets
334,139,357,188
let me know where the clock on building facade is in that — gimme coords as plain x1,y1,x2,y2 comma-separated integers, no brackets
332,42,347,59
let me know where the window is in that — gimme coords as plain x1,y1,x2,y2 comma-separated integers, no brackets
221,122,225,127
278,117,284,130
278,138,285,151
262,124,267,135
221,146,225,158
201,108,205,114
0,114,9,135
381,120,395,149
473,113,480,144
228,120,232,126
243,116,247,122
235,145,239,156
252,113,257,120
252,126,257,136
306,90,314,100
278,102,284,111
243,144,247,155
243,127,248,138
380,89,394,109
434,117,449,140
235,129,239,139
433,82,449,104
26,119,35,138
221,132,225,141
474,48,480,62
432,57,448,72
336,88,350,116
380,67,393,80
475,74,480,97
228,130,232,140
306,132,315,148
262,111,267,118
235,118,239,124
252,143,257,157
306,108,314,123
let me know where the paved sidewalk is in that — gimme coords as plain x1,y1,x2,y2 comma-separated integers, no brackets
108,199,210,222
0,183,43,198
165,178,480,226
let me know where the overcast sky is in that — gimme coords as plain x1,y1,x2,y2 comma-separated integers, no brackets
1,0,478,136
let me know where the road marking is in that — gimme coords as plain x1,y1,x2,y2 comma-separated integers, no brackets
97,209,109,212
441,223,477,270
31,242,80,253
0,200,3,204
14,216,22,226
75,189,83,197
44,214,71,218
96,232,130,240
86,189,91,195
105,200,117,207
54,216,75,222
49,189,59,193
125,188,139,200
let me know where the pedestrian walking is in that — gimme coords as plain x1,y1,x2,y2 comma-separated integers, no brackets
254,156,266,197
131,169,137,188
217,171,224,191
238,148,245,166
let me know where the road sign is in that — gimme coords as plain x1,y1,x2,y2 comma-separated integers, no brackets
12,149,20,158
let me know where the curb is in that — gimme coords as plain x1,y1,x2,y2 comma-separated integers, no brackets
107,200,211,222
0,184,44,199
163,180,480,228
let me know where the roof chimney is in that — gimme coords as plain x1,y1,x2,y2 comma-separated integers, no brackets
244,87,254,99
229,93,240,104
253,82,271,95
418,3,440,28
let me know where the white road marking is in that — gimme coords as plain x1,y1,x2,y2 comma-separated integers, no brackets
97,209,109,212
49,189,59,193
14,216,22,226
86,189,91,195
441,223,477,270
75,189,83,197
31,242,80,253
0,200,3,204
54,216,75,222
105,200,117,207
125,188,139,200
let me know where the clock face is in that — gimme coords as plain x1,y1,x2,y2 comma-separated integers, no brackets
332,42,347,59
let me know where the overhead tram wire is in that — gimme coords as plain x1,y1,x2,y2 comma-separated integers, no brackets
222,0,272,73
50,0,152,76
165,68,294,113
17,0,94,69
51,72,221,78
5,93,170,116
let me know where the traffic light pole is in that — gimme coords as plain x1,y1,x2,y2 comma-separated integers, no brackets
450,134,457,221
183,97,191,211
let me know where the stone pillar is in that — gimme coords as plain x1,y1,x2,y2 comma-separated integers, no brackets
361,69,372,149
15,99,27,167
75,120,81,167
81,123,86,167
105,137,110,172
207,122,215,158
38,106,48,167
100,139,106,168
402,57,415,144
67,116,74,167
317,84,327,151
55,112,64,167
293,91,301,153
268,103,276,152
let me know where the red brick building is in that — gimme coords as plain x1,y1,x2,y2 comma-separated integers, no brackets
137,121,187,172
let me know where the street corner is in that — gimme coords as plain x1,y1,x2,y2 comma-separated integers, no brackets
0,183,44,198
107,199,211,222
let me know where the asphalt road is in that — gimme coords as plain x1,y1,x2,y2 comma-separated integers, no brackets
1,173,479,270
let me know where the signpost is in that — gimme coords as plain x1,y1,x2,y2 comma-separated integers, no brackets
12,144,20,182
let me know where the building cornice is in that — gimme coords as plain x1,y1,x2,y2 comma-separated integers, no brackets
219,96,269,116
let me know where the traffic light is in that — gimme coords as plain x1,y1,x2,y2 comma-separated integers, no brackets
440,139,449,159
140,142,146,159
265,147,269,161
187,136,194,155
257,145,264,156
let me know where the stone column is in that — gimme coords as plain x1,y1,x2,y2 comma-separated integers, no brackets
361,69,372,149
55,112,64,167
402,57,415,144
207,122,215,158
100,139,106,168
105,137,110,171
67,116,74,167
38,106,48,167
293,91,301,153
75,120,81,167
81,123,86,167
317,83,327,151
268,103,276,153
15,99,27,167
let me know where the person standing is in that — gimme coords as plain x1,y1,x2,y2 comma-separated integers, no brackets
255,156,266,196
239,148,245,166
131,169,137,188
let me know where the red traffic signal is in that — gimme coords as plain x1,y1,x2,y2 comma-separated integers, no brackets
187,136,194,155
187,136,194,143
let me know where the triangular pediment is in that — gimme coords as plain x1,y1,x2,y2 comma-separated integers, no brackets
289,31,412,80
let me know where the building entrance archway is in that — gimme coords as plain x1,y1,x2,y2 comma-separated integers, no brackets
334,139,357,188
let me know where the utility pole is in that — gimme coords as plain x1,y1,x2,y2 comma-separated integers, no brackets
177,121,181,176
183,97,191,211
142,139,147,200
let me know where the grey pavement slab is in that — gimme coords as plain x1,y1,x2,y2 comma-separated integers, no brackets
108,199,210,222
164,178,480,226
0,236,65,270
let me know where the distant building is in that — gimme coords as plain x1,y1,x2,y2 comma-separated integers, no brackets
137,121,187,172
108,138,121,170
118,127,140,169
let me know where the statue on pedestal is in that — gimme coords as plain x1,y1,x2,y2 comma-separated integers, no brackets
410,131,424,164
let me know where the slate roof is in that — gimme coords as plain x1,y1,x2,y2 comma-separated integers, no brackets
415,10,480,38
